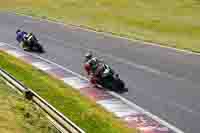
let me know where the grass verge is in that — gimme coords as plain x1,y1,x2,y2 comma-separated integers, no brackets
0,76,59,133
0,0,200,52
0,51,137,133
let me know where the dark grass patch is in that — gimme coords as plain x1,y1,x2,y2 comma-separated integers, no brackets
0,77,59,133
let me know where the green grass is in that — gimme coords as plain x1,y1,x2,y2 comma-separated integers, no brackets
0,51,137,133
1,0,200,52
0,76,59,133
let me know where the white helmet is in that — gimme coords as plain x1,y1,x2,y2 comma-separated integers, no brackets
85,52,93,61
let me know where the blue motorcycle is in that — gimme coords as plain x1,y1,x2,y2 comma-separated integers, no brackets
16,30,44,53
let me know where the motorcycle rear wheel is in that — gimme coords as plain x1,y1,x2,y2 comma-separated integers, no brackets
111,78,125,91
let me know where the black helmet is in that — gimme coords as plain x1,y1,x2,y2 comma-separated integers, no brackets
16,29,21,34
85,52,93,61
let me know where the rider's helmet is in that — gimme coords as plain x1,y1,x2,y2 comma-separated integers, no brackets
16,29,21,34
84,52,93,62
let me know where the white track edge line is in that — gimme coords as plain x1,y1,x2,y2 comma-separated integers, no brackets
1,42,184,133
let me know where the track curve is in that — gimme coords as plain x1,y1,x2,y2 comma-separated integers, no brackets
0,12,200,133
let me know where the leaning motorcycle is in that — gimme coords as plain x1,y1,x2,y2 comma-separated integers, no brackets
20,34,44,53
85,63,128,93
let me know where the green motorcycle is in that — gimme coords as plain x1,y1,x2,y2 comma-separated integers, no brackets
95,64,127,92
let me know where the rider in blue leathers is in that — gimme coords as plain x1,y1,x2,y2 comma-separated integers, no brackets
16,29,34,50
16,29,28,43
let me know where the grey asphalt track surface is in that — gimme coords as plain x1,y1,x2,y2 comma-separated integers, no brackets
0,12,200,133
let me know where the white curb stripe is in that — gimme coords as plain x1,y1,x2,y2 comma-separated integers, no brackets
97,99,140,117
62,77,90,89
114,111,140,118
0,43,5,47
6,49,26,57
139,126,156,131
32,62,54,71
98,101,131,110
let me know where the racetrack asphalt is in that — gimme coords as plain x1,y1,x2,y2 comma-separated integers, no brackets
0,12,200,133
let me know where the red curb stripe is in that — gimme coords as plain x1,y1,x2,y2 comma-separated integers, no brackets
79,87,114,101
46,68,74,79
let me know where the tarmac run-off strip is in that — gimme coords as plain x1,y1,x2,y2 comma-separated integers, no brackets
0,42,183,133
